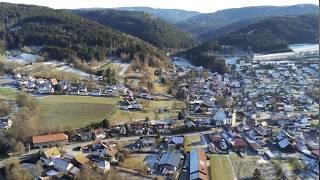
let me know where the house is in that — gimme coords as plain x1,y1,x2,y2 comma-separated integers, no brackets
104,147,118,163
135,137,157,149
92,129,106,139
41,147,61,165
51,158,73,172
77,132,94,142
50,79,58,86
119,126,127,135
68,86,80,95
96,160,110,173
32,133,68,148
91,89,102,96
73,153,90,168
231,138,247,152
37,83,54,94
167,136,184,148
213,109,228,125
158,151,182,174
79,85,88,95
190,149,208,180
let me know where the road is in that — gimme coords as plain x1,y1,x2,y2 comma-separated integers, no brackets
0,129,216,168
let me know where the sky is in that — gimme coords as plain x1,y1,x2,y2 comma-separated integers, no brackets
1,0,318,13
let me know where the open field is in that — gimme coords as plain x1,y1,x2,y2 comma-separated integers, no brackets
210,154,236,180
37,95,177,131
229,153,260,179
37,95,120,131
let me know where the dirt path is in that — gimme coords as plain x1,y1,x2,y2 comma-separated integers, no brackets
119,63,130,76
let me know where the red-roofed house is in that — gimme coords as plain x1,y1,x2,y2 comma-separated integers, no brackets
232,138,248,152
312,149,320,159
32,133,68,148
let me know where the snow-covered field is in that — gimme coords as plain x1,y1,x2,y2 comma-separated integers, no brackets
6,53,40,64
253,52,297,61
172,57,196,68
225,57,239,65
289,44,319,53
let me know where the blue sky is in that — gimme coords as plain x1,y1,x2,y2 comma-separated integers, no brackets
1,0,318,13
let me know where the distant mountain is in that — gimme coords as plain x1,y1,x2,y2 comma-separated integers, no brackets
177,4,318,40
117,7,200,24
0,3,168,67
181,13,318,71
74,9,196,50
217,14,319,53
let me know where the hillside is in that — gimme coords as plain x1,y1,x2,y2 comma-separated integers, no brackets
180,41,228,74
117,7,200,24
0,3,168,67
217,14,319,53
177,4,318,40
74,9,196,50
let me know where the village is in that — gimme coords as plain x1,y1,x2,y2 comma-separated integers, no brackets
0,45,319,180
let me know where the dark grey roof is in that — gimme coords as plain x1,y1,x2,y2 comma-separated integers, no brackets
158,152,182,167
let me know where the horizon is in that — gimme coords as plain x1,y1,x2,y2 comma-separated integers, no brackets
0,0,318,13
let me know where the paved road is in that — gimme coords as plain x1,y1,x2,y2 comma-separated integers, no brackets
0,129,216,167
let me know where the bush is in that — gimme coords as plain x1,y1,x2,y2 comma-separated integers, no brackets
0,102,11,117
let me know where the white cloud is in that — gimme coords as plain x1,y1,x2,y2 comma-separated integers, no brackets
1,0,318,12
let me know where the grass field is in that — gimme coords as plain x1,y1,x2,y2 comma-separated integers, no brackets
229,153,259,179
37,95,120,131
0,87,19,100
210,155,236,180
183,135,207,153
121,154,147,171
37,95,177,131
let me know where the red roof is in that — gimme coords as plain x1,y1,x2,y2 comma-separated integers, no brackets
211,135,222,143
32,133,68,144
312,149,320,157
233,138,247,149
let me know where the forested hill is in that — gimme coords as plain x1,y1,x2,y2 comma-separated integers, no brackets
217,14,319,53
116,7,200,24
74,9,196,50
0,3,168,67
177,4,318,40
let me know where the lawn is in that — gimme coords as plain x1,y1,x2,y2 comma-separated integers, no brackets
210,154,236,180
37,95,177,131
153,83,169,94
0,87,19,100
121,154,147,171
183,134,207,153
229,153,259,179
37,95,120,131
110,99,177,124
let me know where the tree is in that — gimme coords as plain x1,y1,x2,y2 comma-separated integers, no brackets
0,101,11,117
53,84,63,94
231,64,237,71
32,161,43,178
13,141,25,155
0,61,5,75
253,169,262,180
215,95,226,106
101,118,110,129
5,158,32,180
178,111,186,120
145,116,150,122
